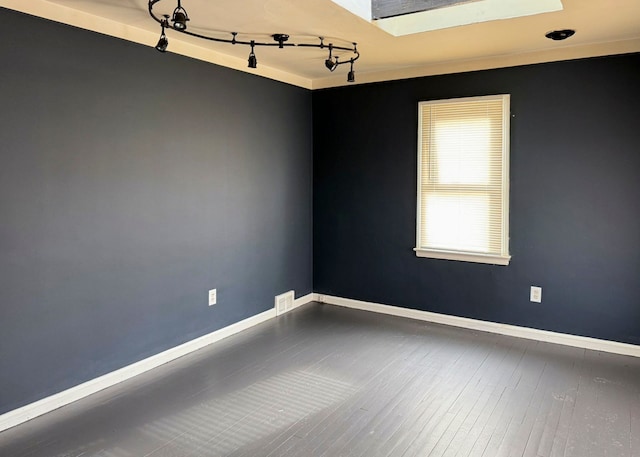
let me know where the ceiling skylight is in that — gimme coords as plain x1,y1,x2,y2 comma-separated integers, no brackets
332,0,564,36
372,0,483,20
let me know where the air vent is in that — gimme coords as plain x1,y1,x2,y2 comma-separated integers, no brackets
275,291,295,316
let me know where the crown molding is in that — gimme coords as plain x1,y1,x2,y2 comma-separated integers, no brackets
313,37,640,89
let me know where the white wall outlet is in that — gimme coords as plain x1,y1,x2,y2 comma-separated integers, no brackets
317,294,325,303
530,286,542,303
208,289,217,306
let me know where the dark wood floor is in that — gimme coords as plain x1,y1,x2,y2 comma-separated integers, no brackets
1,302,639,457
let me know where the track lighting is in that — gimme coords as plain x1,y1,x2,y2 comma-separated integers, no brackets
248,41,257,69
171,0,189,31
155,18,168,52
347,59,355,83
148,0,360,81
156,34,168,52
324,44,338,71
325,58,338,71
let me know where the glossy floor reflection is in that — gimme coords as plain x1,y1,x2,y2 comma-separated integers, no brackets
1,302,639,456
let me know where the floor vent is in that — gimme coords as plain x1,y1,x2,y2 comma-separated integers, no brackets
275,291,295,316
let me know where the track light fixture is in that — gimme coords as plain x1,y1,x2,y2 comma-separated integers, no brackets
148,0,360,83
171,0,189,30
155,16,169,52
347,59,355,83
325,44,338,71
248,40,257,69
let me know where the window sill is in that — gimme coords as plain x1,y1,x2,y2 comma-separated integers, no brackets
413,248,511,266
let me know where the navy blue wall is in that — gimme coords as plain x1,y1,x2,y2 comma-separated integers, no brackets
313,54,640,345
0,8,312,414
2,5,640,419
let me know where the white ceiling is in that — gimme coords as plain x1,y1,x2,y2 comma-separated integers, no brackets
2,0,639,89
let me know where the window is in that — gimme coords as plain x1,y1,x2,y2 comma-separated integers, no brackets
415,94,510,265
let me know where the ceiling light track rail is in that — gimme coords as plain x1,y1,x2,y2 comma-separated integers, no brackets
149,0,360,82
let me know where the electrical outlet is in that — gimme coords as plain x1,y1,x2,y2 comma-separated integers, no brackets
530,286,542,303
208,289,217,306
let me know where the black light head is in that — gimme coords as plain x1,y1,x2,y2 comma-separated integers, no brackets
172,8,189,31
156,34,168,52
325,58,337,71
248,53,257,68
248,40,257,68
347,58,355,82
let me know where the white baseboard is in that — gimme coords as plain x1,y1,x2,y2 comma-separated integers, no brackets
0,308,276,433
293,292,315,311
7,291,632,433
318,294,640,358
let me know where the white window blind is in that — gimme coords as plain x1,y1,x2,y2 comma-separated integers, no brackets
415,94,510,265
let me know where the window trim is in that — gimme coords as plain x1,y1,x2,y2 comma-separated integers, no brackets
415,94,511,265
